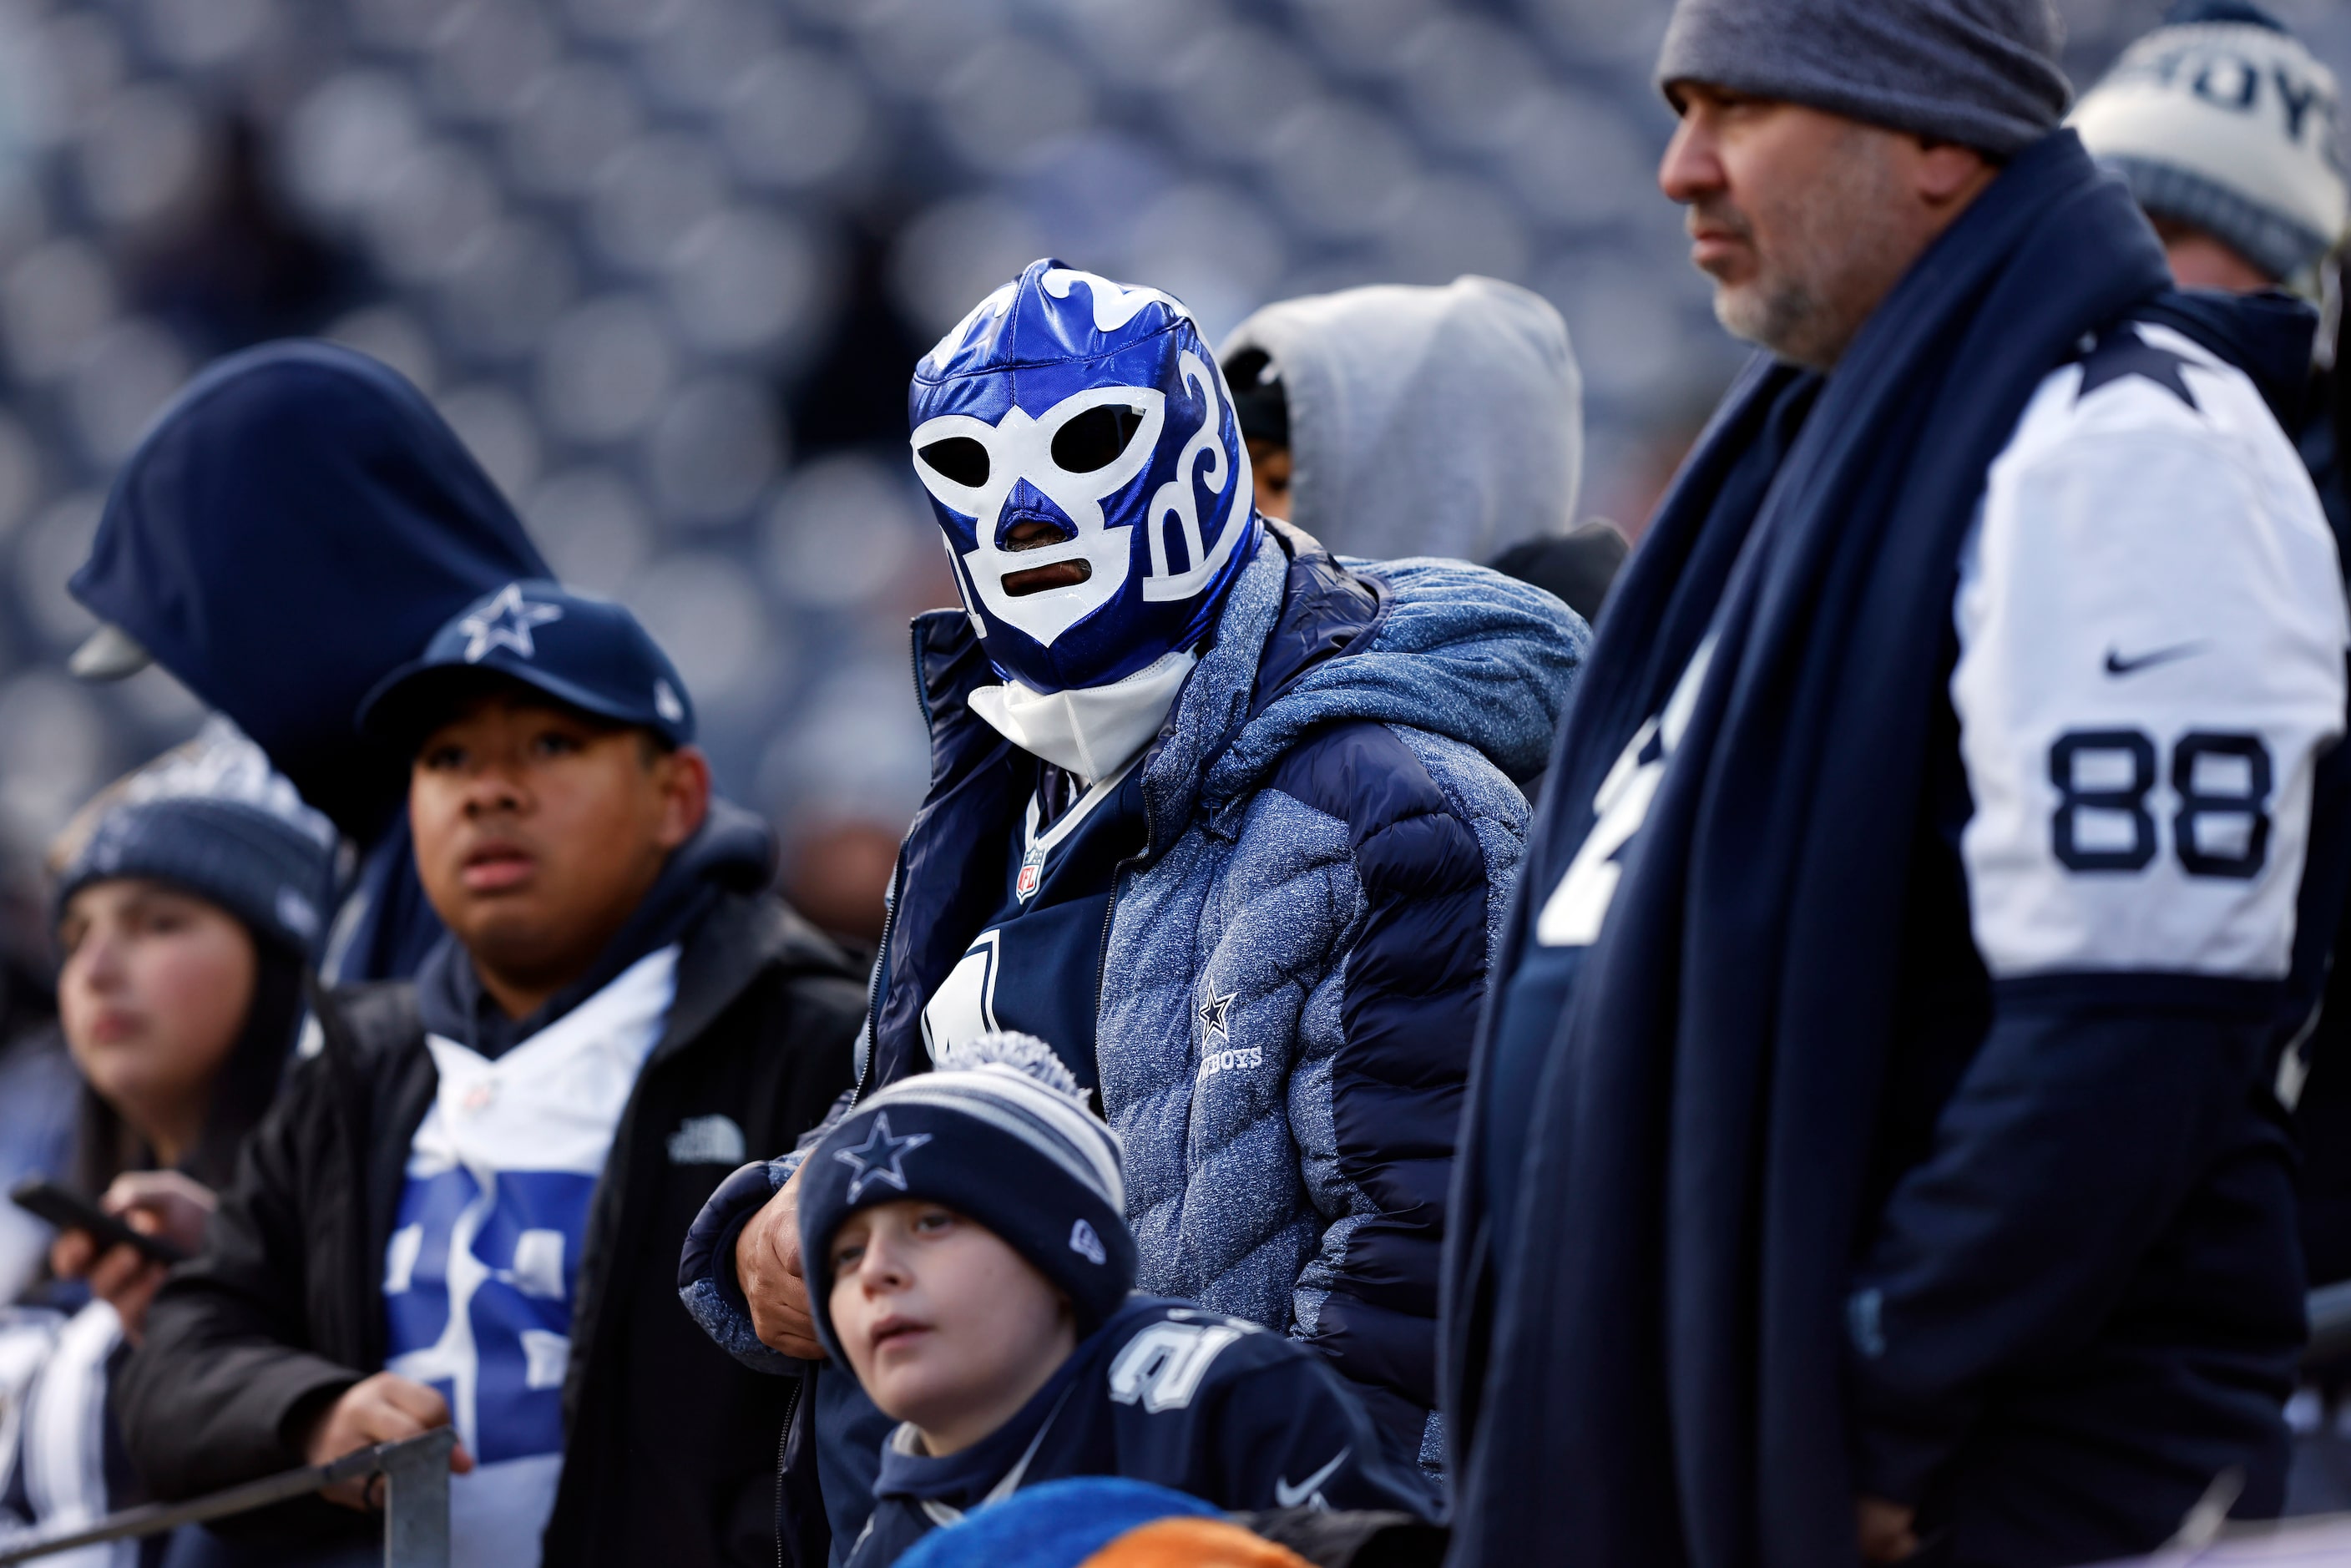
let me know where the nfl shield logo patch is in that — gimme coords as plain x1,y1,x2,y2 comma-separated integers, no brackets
1017,842,1046,902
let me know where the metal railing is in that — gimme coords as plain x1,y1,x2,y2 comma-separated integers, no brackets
0,1429,452,1566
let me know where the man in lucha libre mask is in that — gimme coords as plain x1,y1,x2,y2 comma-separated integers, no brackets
682,259,1589,1555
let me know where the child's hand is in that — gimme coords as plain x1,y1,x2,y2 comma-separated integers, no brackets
736,1163,825,1360
104,1170,216,1255
301,1373,474,1509
48,1172,216,1346
49,1229,169,1346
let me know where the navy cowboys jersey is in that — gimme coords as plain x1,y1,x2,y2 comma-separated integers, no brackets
919,761,1148,1091
843,1296,1438,1568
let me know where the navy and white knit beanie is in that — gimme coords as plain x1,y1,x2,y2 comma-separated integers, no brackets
53,721,338,958
2073,2,2347,284
1657,0,2070,157
799,1032,1137,1364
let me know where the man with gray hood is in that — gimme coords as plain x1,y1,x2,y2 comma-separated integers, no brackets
1447,2,2351,1565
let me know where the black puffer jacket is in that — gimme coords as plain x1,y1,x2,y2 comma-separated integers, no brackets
116,888,863,1565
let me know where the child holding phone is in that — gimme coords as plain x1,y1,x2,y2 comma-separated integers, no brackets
0,731,331,1545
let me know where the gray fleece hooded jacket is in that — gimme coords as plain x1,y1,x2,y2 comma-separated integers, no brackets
1218,275,1585,564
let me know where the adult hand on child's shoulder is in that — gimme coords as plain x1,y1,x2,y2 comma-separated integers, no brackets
302,1373,475,1509
736,1162,825,1361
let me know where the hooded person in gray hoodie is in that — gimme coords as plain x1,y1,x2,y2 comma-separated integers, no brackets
1217,276,1593,569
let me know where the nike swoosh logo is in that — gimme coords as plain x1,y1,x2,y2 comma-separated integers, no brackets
2104,642,2205,677
1274,1446,1350,1509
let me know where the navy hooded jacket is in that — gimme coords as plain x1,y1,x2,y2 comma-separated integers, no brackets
70,340,549,979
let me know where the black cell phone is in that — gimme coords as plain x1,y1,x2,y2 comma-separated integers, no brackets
8,1177,187,1266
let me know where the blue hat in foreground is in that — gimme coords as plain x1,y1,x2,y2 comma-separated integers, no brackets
895,1479,1218,1568
356,578,695,752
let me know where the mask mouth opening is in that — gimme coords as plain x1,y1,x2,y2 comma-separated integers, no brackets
1004,559,1091,596
999,513,1090,596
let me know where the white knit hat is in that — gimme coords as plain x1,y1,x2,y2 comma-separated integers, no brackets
2071,2,2348,283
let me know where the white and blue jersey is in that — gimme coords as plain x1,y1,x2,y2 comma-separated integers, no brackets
382,945,679,1568
920,761,1148,1091
0,1301,149,1568
1491,312,2351,1534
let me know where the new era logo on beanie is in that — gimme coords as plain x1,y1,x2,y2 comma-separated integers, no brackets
798,1031,1138,1367
2073,2,2348,283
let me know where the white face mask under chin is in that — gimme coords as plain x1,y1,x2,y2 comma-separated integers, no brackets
967,649,1199,785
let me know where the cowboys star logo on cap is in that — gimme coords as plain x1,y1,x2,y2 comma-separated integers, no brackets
460,582,564,664
832,1113,933,1202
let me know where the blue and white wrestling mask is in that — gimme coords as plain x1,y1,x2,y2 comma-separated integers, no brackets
909,259,1259,696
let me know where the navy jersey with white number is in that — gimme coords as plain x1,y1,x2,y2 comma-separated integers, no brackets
842,1297,1438,1568
919,762,1147,1091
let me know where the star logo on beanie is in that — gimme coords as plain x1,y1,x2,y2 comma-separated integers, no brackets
833,1113,933,1203
460,583,564,664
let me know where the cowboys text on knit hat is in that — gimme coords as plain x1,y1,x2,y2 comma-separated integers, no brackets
798,1032,1138,1366
1656,0,2070,158
2072,2,2347,282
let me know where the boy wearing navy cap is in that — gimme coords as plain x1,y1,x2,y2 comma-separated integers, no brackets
775,1033,1434,1568
119,581,865,1568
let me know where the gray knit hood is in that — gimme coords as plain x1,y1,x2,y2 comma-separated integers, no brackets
1216,276,1583,564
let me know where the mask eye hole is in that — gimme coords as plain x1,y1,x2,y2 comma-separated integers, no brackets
1051,405,1144,474
919,438,989,488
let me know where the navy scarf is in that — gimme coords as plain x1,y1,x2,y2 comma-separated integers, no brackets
1446,133,2172,1567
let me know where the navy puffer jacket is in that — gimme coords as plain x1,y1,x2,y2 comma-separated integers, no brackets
684,523,1585,1464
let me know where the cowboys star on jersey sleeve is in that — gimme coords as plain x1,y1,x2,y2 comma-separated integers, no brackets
1954,321,2348,981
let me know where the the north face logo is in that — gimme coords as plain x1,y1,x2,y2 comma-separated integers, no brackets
1069,1218,1107,1266
666,1115,746,1166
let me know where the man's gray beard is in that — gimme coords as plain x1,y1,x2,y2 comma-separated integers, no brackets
1714,277,1835,367
1705,128,1911,372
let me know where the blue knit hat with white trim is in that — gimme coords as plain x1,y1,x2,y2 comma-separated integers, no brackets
53,721,337,959
2073,2,2348,283
799,1032,1136,1364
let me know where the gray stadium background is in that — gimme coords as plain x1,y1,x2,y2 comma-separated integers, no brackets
0,0,2338,940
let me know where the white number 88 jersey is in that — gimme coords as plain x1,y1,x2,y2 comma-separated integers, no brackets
1955,320,2348,980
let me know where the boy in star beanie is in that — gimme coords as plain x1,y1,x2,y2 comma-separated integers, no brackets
795,1034,1437,1568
